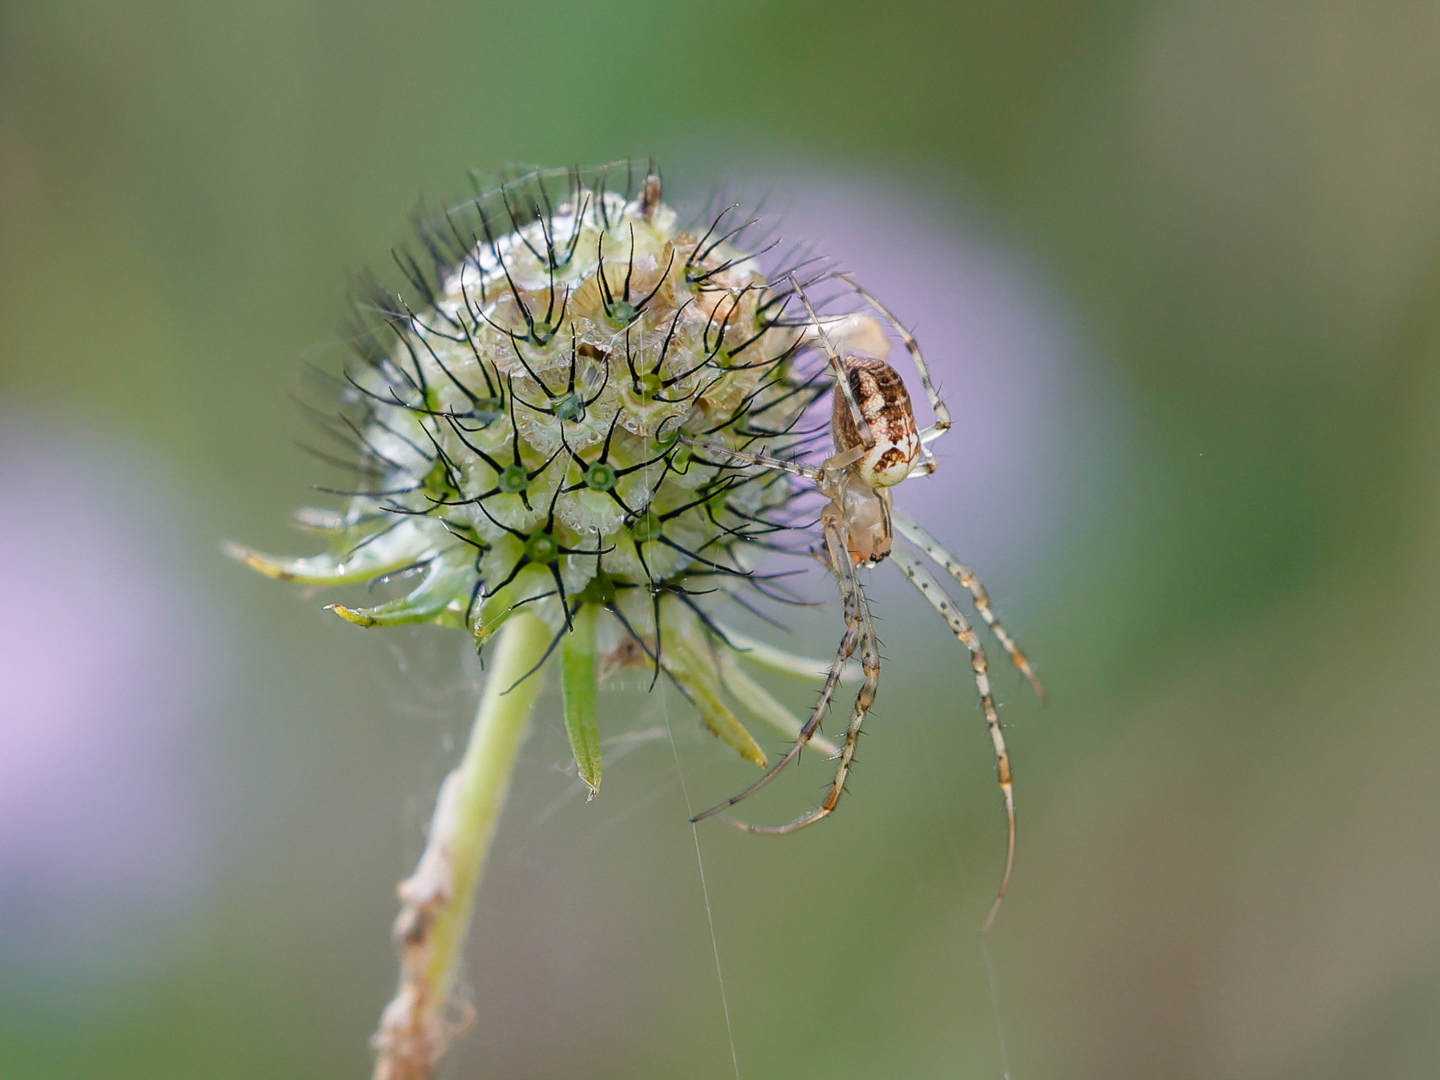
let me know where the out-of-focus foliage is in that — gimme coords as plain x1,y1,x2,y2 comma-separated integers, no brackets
2,2,1438,1078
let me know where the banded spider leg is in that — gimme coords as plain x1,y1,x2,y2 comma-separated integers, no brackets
682,442,882,833
684,275,1041,930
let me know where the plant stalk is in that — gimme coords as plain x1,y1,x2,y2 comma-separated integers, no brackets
372,611,553,1080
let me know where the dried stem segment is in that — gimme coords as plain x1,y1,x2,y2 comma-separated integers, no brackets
372,611,552,1080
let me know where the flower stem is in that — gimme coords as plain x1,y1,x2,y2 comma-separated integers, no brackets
372,611,553,1080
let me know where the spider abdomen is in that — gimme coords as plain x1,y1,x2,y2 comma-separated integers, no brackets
832,356,920,487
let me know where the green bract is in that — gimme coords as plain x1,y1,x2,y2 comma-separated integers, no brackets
231,164,844,793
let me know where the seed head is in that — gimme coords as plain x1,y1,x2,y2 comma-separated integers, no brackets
230,163,835,791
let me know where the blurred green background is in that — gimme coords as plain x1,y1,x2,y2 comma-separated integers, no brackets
3,2,1439,1078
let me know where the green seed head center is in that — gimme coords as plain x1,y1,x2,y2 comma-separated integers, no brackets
525,531,560,564
498,465,529,493
584,462,617,491
606,300,638,328
630,512,661,544
554,393,584,422
422,458,453,496
469,397,504,423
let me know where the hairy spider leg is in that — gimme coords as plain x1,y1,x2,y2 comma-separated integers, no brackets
691,511,880,827
892,509,1046,702
677,437,823,481
714,514,882,834
677,435,868,482
797,312,893,365
888,542,1013,935
789,276,874,450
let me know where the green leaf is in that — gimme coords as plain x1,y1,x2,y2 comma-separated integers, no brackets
224,519,434,586
561,603,603,797
661,625,767,768
329,555,473,627
716,650,840,757
712,622,862,685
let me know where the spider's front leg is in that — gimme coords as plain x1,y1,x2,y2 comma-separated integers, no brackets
690,509,881,831
674,436,823,481
676,435,867,489
789,276,876,453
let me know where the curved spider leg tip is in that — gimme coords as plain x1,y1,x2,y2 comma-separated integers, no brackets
711,811,827,835
718,816,768,833
980,788,1017,936
689,798,730,825
1005,647,1047,703
980,896,1005,937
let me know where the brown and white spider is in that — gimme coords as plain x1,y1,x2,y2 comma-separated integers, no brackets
684,274,1045,931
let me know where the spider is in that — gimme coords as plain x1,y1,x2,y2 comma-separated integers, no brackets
684,274,1045,931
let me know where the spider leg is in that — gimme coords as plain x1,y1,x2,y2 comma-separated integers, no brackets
789,276,873,449
678,435,869,486
798,312,891,364
888,542,1014,934
692,510,881,832
723,568,879,834
892,509,1046,702
677,436,824,482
